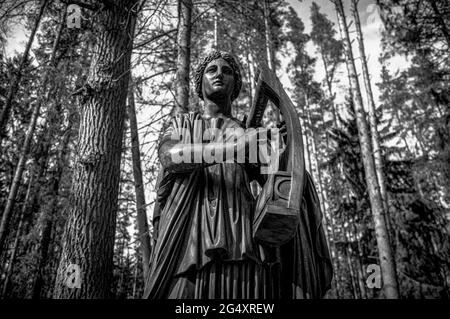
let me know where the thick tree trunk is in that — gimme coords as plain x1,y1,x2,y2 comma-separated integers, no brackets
0,0,47,139
127,87,151,281
333,0,399,299
53,1,137,298
175,0,192,113
0,9,64,257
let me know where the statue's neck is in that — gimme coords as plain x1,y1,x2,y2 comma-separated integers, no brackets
203,100,231,118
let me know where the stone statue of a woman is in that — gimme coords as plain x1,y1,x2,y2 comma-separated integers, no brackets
144,51,332,299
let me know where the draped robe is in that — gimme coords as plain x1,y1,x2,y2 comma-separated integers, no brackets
143,113,332,299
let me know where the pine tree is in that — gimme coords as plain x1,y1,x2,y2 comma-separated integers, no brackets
53,1,139,298
333,0,400,298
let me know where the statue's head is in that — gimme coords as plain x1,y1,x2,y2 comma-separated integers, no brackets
194,51,242,102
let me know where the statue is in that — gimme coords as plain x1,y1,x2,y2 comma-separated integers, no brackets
143,51,332,299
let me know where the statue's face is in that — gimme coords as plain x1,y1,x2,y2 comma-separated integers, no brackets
201,58,235,101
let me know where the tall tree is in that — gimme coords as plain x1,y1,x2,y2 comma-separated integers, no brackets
53,0,139,298
0,7,64,256
0,0,47,140
127,85,151,281
174,0,192,113
310,1,343,122
263,0,275,70
332,0,400,298
351,0,389,218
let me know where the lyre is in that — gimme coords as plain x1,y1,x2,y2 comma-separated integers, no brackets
247,64,306,247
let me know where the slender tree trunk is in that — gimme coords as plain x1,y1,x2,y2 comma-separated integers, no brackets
428,0,450,48
127,87,151,281
317,52,344,298
304,120,313,174
53,2,138,298
262,0,281,122
132,255,139,298
213,0,218,49
306,103,343,298
343,243,358,298
344,222,360,299
352,222,368,299
333,0,399,299
0,8,64,257
31,123,72,299
0,0,47,140
263,0,274,70
0,177,33,298
175,0,192,113
351,0,389,218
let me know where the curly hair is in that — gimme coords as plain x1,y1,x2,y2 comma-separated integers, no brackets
194,50,242,102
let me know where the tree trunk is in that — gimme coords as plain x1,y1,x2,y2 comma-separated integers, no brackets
333,0,399,299
175,0,192,113
306,104,344,298
132,258,138,299
53,1,138,298
428,0,450,48
31,122,72,299
0,8,64,257
351,0,389,219
0,0,47,140
213,0,218,49
262,0,281,122
263,0,274,70
127,86,151,281
344,222,360,299
304,120,313,174
0,176,33,298
352,222,368,299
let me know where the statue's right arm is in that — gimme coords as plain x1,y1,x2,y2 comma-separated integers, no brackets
158,138,242,173
158,139,213,173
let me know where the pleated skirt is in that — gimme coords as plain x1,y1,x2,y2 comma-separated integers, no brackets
167,260,281,299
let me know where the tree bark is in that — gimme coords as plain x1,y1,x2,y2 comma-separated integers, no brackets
175,0,192,113
0,0,47,140
127,86,151,281
333,0,400,299
53,1,138,298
